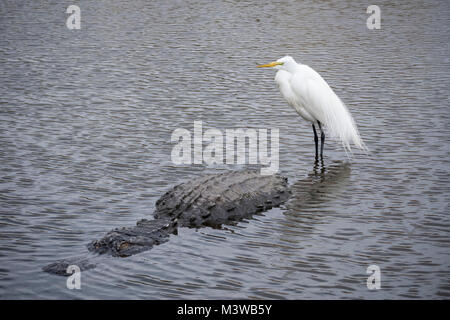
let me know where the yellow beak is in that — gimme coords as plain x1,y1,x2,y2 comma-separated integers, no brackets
257,61,283,68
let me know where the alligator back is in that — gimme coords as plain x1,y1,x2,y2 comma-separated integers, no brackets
155,170,290,228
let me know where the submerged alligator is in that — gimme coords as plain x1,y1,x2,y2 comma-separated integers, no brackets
43,170,290,275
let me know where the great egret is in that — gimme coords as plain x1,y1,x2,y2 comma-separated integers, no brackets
258,56,366,160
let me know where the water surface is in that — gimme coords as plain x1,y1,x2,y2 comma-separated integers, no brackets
0,0,449,299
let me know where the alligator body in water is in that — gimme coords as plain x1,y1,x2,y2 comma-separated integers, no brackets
43,170,290,275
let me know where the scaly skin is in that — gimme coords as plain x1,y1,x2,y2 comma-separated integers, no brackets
43,170,290,275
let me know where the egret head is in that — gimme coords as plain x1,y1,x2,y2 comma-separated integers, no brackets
257,56,298,71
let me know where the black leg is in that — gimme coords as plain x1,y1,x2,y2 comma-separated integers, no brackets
317,121,325,160
312,123,319,160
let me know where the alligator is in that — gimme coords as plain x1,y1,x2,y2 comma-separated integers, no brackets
43,170,290,276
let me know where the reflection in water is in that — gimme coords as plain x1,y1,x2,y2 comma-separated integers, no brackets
275,161,352,252
287,160,351,212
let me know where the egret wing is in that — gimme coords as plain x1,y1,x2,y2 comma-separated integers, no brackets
290,67,365,151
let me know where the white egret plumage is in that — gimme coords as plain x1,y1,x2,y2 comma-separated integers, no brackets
258,56,366,160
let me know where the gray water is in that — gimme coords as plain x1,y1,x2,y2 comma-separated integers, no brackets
0,0,449,299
